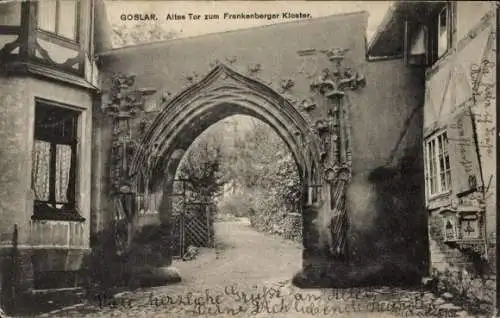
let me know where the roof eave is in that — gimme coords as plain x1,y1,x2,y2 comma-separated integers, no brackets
367,2,397,57
367,2,445,57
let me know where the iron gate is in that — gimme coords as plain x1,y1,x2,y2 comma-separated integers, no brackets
171,179,215,258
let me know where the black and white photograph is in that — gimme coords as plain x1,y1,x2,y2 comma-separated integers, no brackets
0,1,497,317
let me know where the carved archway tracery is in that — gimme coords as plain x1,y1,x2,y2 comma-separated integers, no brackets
129,63,323,192
114,56,365,260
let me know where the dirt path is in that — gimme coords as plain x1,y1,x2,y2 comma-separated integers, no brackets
45,219,472,317
173,218,302,289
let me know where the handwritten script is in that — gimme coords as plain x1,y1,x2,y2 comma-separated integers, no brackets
95,284,460,317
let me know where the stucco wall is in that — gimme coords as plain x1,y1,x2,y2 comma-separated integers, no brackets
423,7,496,312
347,59,426,275
99,12,367,104
0,77,30,246
0,75,94,309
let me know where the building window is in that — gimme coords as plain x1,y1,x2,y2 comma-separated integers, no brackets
425,131,451,197
32,102,82,220
437,6,449,58
425,4,452,65
37,0,79,41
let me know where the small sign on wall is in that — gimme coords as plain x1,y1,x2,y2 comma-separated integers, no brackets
439,207,485,247
459,212,481,240
441,211,458,243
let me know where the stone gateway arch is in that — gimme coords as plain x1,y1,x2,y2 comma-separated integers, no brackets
128,63,354,283
130,63,322,193
94,12,427,288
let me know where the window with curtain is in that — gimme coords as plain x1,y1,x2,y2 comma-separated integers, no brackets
37,0,79,41
32,102,81,220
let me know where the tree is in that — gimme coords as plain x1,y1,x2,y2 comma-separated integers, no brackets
174,125,226,207
173,115,302,239
216,116,301,235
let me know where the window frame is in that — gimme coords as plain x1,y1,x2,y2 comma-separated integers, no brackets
425,2,453,67
436,5,450,59
424,130,452,199
31,100,84,222
36,0,80,43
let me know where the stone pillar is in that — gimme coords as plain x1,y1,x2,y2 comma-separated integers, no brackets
293,48,366,288
97,74,181,288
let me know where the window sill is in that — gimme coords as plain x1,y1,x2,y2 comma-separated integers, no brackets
32,205,85,222
426,191,452,211
428,190,452,201
425,48,454,79
31,213,85,222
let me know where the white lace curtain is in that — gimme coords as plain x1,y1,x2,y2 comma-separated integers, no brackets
32,140,72,204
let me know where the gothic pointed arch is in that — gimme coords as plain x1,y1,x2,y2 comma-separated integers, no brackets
130,63,322,191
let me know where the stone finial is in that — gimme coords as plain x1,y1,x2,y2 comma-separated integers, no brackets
310,69,344,98
314,119,329,134
247,63,262,75
161,91,172,103
283,93,299,106
185,71,199,84
310,65,366,98
280,79,295,92
321,48,349,62
111,73,136,88
339,69,366,90
104,73,155,116
225,56,237,64
299,97,316,112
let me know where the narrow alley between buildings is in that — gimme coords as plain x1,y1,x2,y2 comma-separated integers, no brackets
42,218,472,318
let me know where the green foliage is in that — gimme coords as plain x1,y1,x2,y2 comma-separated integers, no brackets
175,115,302,240
175,129,225,209
222,118,301,208
217,192,254,218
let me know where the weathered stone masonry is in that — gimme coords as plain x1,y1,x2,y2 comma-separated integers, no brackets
97,11,427,287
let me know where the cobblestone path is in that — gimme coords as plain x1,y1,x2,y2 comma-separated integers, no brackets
43,219,473,317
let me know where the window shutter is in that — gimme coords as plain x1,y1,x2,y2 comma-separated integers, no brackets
447,110,483,196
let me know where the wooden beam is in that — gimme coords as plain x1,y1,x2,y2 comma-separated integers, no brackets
403,19,409,65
